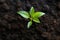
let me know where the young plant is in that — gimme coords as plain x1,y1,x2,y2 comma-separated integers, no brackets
17,7,45,28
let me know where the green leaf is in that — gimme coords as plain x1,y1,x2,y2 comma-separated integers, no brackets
33,12,45,18
17,11,30,19
33,18,40,23
30,7,35,17
27,21,32,28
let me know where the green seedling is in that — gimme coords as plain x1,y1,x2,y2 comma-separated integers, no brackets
17,7,45,28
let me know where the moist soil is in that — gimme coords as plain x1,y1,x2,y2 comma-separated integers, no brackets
0,0,60,40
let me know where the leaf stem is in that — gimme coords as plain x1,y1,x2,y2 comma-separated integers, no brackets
30,17,32,21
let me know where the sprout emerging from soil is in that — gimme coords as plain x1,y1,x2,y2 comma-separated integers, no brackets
17,7,45,28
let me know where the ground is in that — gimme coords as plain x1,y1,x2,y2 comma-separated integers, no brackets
0,0,60,40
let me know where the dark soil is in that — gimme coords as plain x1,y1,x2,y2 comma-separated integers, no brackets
0,0,60,40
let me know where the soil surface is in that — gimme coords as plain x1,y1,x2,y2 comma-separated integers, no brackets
0,0,60,40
